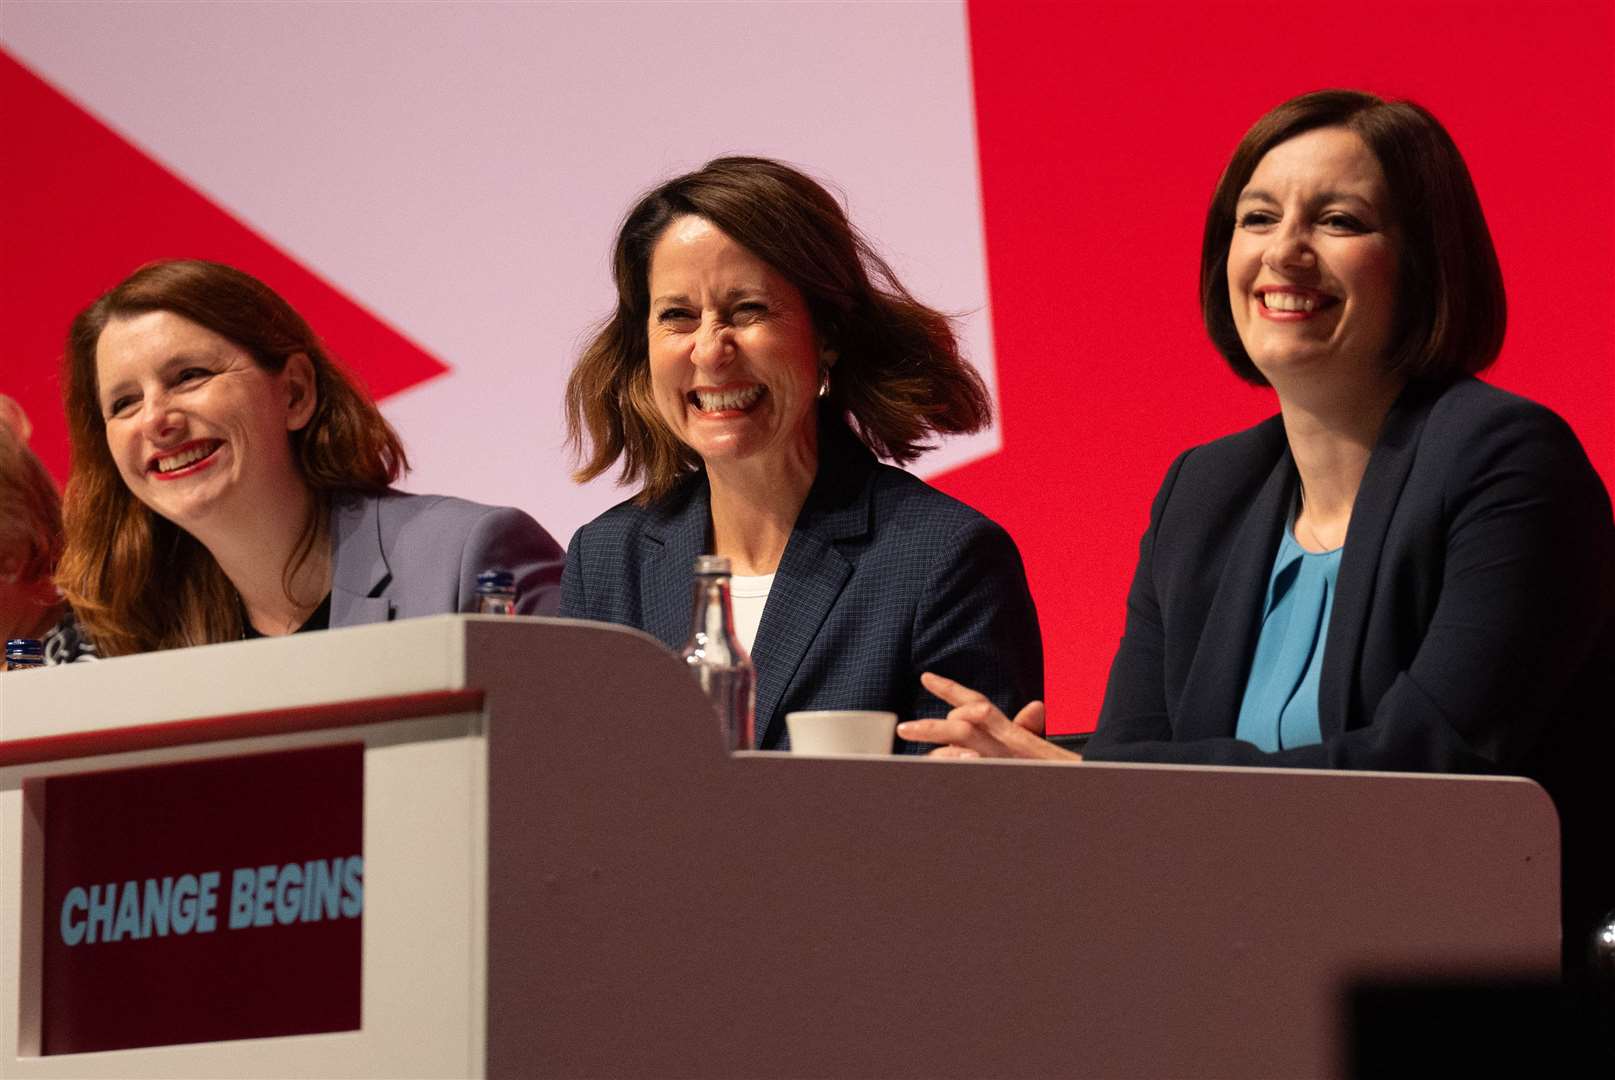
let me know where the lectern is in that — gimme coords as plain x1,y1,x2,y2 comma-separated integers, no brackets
1,616,1560,1078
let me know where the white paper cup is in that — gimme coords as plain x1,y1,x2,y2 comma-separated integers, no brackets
785,710,898,756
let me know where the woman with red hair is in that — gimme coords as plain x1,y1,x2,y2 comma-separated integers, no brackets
56,259,563,656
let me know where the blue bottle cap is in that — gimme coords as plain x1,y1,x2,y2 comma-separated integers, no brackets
475,570,515,591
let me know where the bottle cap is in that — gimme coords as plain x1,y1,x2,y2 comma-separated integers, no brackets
475,570,515,591
693,555,732,575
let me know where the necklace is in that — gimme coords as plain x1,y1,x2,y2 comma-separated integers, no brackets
1295,497,1344,553
1294,479,1343,552
1300,515,1331,553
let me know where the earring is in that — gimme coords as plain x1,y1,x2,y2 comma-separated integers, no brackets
817,369,831,398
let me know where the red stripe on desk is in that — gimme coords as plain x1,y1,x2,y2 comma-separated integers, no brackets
0,689,484,767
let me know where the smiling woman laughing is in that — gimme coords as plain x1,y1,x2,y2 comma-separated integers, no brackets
56,259,564,656
559,157,1043,752
897,89,1615,979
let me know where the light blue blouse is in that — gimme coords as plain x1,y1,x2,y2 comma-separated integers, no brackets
1233,525,1342,752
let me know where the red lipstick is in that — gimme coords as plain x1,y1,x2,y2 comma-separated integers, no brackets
148,439,223,480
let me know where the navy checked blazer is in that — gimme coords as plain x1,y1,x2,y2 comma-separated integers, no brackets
559,423,1043,751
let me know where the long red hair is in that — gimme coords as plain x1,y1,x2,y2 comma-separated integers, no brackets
57,259,408,655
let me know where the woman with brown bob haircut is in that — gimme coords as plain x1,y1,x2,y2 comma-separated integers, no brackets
58,259,563,657
561,156,1042,751
902,91,1613,975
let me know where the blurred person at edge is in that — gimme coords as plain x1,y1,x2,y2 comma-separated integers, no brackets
902,90,1615,977
560,157,1042,751
56,259,565,656
0,396,93,663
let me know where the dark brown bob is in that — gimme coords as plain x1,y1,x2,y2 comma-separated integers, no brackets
57,259,408,655
565,156,992,503
1200,89,1507,385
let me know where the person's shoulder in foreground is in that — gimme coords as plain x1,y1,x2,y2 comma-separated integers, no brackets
331,490,564,620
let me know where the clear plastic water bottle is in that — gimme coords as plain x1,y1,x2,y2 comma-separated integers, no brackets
680,555,756,751
474,570,517,615
5,638,45,671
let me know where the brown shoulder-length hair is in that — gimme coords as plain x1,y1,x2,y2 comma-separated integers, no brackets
565,155,992,503
56,259,409,656
1200,89,1507,385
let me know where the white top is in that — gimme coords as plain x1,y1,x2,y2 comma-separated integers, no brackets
728,573,775,656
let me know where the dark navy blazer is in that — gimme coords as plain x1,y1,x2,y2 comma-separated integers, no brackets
559,425,1043,751
1085,377,1615,963
328,491,564,625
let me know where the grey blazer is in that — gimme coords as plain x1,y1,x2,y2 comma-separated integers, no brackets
327,491,563,625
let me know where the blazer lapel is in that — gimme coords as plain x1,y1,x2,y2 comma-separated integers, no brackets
642,482,711,652
1176,441,1296,740
1317,380,1435,737
328,494,394,627
749,443,868,748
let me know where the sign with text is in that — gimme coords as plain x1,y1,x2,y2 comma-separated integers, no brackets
41,742,363,1054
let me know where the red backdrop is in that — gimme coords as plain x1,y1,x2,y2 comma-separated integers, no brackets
942,0,1615,730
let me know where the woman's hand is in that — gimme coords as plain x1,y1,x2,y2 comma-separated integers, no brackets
899,672,1082,761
